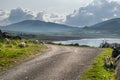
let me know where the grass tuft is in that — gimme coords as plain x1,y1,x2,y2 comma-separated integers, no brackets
81,48,116,80
0,39,47,71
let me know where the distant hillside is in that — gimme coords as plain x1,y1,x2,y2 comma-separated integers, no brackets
1,18,120,39
0,20,78,34
88,18,120,31
80,18,120,38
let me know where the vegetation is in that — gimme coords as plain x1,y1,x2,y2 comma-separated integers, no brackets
81,48,116,80
0,39,47,71
46,42,91,47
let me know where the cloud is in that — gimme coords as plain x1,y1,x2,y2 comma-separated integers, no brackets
6,8,67,25
0,8,66,26
43,13,66,24
0,10,10,26
8,8,35,23
66,0,120,27
35,12,44,21
1,0,120,27
0,10,8,21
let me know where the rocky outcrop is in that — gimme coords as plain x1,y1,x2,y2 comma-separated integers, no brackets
111,47,120,80
115,60,120,80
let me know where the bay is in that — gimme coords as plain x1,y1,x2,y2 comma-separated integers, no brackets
54,38,120,47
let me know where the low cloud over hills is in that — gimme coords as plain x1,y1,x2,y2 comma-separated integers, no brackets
0,8,66,26
66,0,120,27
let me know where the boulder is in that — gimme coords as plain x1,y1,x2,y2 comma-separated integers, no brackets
18,42,26,48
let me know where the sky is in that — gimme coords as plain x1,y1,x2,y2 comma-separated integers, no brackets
0,0,120,27
0,0,92,14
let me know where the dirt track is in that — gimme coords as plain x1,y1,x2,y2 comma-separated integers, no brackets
0,44,102,80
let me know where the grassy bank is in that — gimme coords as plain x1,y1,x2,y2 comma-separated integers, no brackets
81,48,116,80
46,42,91,47
0,39,47,71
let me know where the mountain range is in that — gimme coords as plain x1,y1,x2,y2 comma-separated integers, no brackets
0,20,79,33
80,18,120,38
89,18,120,31
0,18,120,40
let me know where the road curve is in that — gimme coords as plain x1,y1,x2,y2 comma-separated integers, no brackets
0,44,102,80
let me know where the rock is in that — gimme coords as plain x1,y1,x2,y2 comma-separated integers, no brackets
34,40,39,44
115,60,120,80
18,42,26,48
112,47,120,58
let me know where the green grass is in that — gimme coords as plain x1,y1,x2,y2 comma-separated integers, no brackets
0,39,47,71
81,48,116,80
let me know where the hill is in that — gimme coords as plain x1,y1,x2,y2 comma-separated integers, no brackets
88,18,120,32
1,18,120,39
80,18,120,38
0,20,81,40
0,20,78,34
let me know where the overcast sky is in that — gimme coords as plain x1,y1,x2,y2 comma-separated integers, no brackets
0,0,120,26
0,0,92,14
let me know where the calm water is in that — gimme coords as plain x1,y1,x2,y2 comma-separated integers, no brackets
54,38,120,47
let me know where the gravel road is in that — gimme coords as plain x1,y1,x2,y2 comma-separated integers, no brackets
0,44,102,80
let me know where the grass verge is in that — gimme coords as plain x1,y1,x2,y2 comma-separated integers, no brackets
81,48,116,80
0,39,47,71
